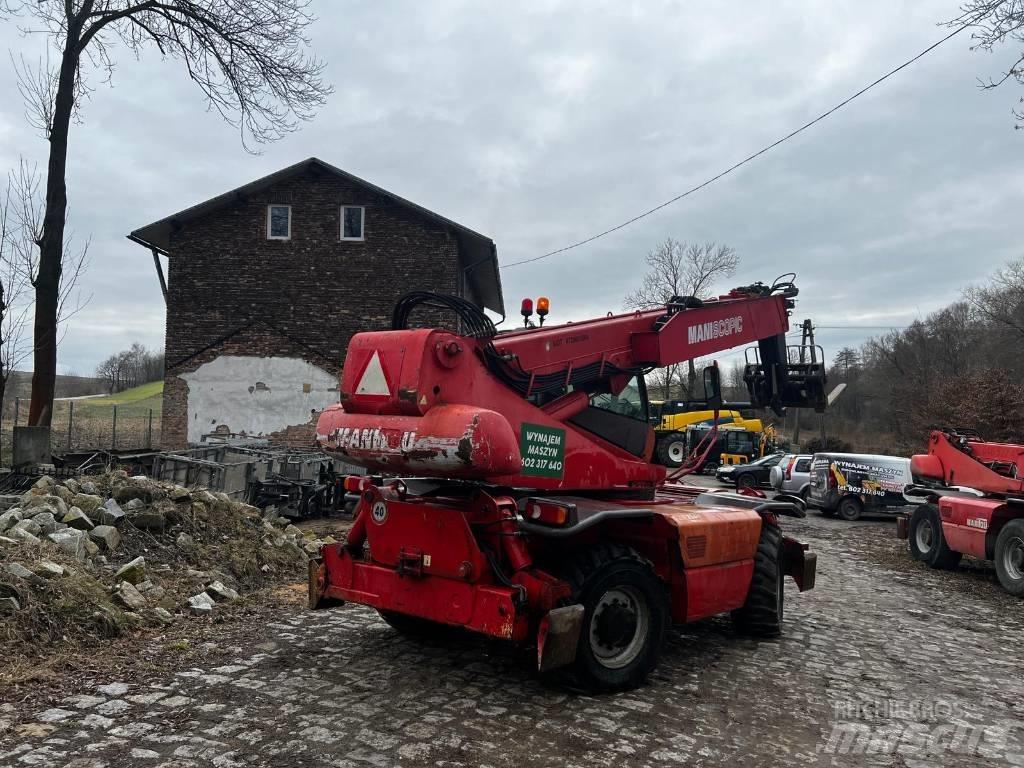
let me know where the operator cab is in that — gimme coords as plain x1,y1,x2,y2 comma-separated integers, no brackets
569,375,652,458
569,366,724,461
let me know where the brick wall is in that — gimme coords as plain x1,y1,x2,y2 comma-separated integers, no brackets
161,167,463,449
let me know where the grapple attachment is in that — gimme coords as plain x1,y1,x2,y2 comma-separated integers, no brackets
744,337,827,415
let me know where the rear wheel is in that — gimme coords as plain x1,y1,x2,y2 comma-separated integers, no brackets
908,503,962,570
655,434,687,468
836,496,862,521
702,461,720,476
994,519,1024,596
564,544,668,692
732,521,783,636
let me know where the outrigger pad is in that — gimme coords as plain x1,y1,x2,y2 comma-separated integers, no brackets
537,604,585,673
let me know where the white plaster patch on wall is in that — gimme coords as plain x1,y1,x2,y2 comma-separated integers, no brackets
180,356,338,444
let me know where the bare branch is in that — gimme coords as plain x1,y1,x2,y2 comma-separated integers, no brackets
950,0,1024,127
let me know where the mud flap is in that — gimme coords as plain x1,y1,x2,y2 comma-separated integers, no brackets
536,604,584,673
896,515,909,540
308,556,347,610
781,537,816,592
308,557,327,609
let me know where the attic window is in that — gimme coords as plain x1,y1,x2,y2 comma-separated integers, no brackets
341,206,364,241
267,205,291,240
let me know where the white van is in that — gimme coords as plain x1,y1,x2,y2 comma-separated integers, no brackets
807,453,913,520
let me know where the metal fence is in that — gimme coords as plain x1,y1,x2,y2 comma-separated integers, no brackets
4,396,161,456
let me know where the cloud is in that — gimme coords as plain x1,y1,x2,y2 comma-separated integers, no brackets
0,0,1019,377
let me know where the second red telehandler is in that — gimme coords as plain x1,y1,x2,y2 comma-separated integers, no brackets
900,427,1024,596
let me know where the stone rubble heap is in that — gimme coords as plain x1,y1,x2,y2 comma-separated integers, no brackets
0,471,337,638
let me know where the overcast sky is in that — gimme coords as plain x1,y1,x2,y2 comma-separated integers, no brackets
1,0,1021,376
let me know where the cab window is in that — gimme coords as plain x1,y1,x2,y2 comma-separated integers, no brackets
589,380,648,422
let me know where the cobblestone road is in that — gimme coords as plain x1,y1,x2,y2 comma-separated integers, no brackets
3,512,1023,768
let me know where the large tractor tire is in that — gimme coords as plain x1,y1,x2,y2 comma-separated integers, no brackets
564,543,668,692
836,496,863,521
908,503,962,570
732,520,783,637
655,433,687,468
994,519,1024,597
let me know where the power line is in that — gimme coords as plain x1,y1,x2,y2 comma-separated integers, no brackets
814,325,909,330
503,24,969,270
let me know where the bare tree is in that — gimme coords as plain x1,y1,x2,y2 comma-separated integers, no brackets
625,239,740,310
647,364,684,402
625,238,739,397
950,1,1024,127
96,342,164,392
966,257,1024,340
0,179,33,428
0,160,89,427
0,1,331,427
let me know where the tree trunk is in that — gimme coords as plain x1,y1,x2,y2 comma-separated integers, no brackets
28,34,80,427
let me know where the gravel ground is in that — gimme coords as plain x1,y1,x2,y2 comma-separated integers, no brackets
2,489,1023,768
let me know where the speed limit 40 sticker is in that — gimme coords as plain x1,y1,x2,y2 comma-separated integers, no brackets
371,501,388,524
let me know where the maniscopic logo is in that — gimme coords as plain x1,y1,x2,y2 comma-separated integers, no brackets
687,316,743,344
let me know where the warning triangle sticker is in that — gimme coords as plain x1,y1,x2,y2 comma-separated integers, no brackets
355,351,391,396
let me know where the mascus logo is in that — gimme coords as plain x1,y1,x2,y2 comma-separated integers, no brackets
688,316,743,344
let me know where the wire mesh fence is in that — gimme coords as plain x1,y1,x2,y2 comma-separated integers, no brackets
2,396,161,459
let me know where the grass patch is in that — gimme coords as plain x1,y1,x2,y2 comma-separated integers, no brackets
76,381,164,413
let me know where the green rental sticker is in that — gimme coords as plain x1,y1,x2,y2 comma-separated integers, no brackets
520,423,566,478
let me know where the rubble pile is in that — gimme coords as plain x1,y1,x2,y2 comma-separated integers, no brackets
0,471,336,656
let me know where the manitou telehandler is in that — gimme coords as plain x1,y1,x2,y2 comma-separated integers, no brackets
310,277,826,691
899,427,1024,597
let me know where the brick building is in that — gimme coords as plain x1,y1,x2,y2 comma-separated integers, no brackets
129,158,503,450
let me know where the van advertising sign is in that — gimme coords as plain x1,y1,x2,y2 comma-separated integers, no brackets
812,456,908,499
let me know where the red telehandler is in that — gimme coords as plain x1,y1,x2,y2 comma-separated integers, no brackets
899,428,1024,596
310,277,825,690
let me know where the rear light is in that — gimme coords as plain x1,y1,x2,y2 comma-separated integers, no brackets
785,458,795,480
343,475,368,493
827,468,837,490
524,498,577,526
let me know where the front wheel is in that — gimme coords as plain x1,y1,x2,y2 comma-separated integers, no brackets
908,503,962,570
564,544,668,692
732,521,783,636
994,519,1024,596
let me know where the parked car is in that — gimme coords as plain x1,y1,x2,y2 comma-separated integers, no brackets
716,452,785,489
770,454,813,498
807,452,913,521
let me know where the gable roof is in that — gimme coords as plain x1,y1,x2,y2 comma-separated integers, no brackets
128,157,504,314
